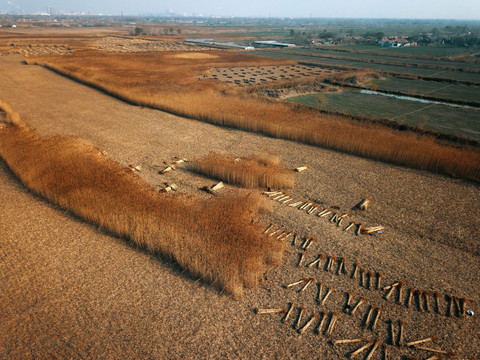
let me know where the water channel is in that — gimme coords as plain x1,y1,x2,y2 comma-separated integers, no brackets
360,89,480,111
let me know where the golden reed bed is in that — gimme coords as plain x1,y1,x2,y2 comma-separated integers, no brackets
0,100,284,298
191,153,295,189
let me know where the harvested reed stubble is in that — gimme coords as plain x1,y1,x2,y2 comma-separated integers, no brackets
0,106,284,299
191,152,294,189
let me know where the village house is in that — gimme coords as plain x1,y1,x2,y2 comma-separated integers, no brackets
378,36,416,47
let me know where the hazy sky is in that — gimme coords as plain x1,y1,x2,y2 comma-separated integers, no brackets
2,0,480,19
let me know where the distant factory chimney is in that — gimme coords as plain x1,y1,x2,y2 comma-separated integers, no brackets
48,6,56,16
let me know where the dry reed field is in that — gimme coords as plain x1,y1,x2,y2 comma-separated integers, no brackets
0,49,479,359
191,152,295,189
0,101,284,298
28,50,480,183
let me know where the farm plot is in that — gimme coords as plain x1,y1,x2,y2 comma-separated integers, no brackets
252,50,480,84
0,43,73,56
331,44,479,59
95,36,212,52
289,47,480,72
366,77,480,104
288,90,480,140
207,64,333,86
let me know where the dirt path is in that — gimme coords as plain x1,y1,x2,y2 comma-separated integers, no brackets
0,55,479,359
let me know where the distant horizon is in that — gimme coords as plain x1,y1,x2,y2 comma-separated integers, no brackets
2,14,480,21
1,0,479,20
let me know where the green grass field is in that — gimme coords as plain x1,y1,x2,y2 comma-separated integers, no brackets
330,44,479,58
366,77,480,104
288,48,480,71
252,50,480,84
287,90,480,140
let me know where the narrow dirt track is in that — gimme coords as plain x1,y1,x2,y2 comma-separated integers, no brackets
0,55,479,359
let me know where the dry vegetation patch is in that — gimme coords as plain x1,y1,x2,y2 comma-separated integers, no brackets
1,43,73,56
172,52,219,59
95,36,210,53
208,64,333,86
0,101,284,298
191,152,295,189
28,49,480,182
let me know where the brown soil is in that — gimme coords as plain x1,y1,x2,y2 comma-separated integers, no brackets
0,54,479,359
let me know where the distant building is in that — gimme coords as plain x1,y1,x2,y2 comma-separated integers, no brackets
378,36,414,47
253,41,296,48
309,38,334,45
185,39,254,50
